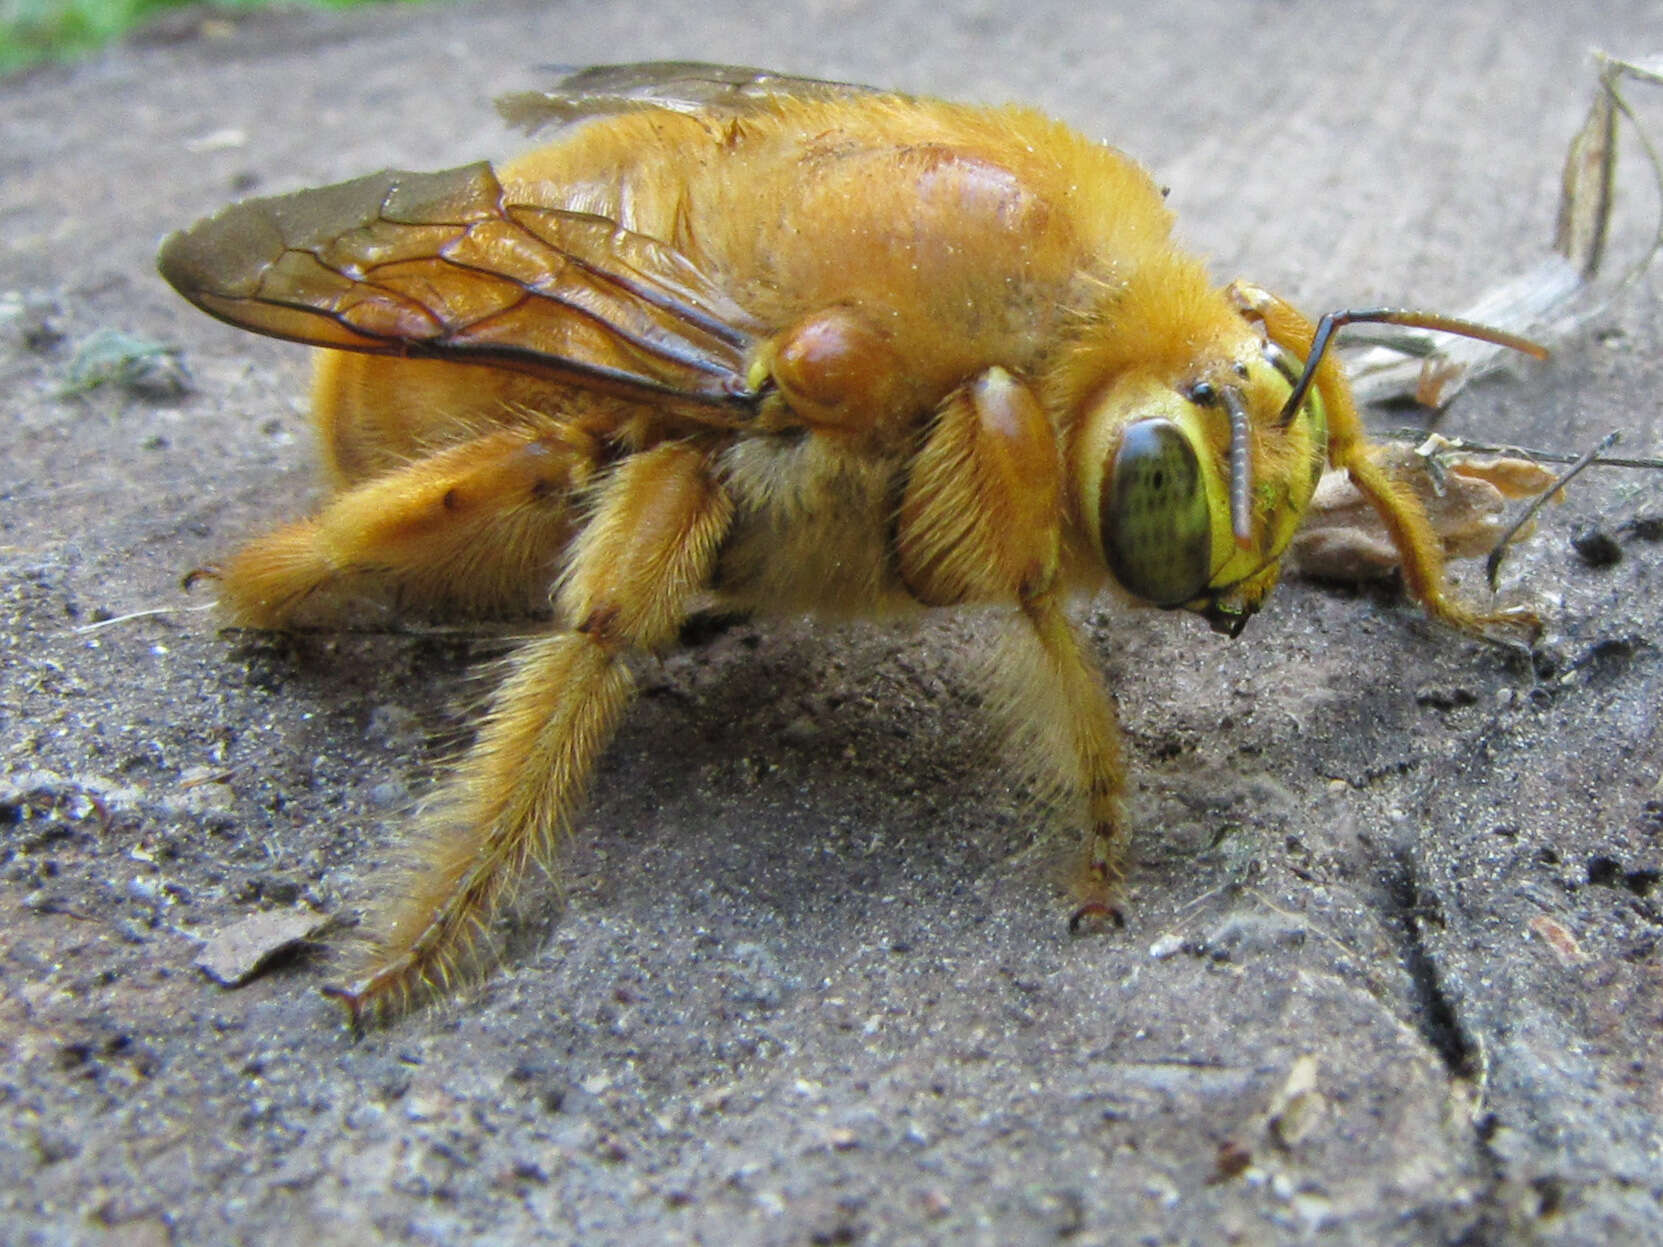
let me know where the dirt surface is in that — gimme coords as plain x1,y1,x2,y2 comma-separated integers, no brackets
3,2,1661,1243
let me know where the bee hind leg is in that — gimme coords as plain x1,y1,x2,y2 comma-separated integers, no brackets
217,422,600,627
327,440,733,1026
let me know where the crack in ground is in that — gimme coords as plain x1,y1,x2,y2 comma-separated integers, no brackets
1382,849,1476,1078
1382,847,1515,1243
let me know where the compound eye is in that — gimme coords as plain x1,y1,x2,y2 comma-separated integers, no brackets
1099,418,1212,607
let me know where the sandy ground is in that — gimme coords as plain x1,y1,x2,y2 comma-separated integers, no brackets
2,1,1661,1242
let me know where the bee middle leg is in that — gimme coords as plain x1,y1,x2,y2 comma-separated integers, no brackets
329,440,734,1024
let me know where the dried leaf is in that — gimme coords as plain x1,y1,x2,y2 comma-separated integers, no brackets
1290,438,1556,582
1345,50,1662,409
1555,72,1617,277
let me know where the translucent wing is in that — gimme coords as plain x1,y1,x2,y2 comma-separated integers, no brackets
496,61,886,134
157,162,763,413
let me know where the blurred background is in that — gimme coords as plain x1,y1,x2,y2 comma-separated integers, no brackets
0,0,414,74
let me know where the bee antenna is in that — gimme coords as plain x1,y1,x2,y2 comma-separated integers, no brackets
1220,387,1254,549
1186,380,1256,550
1276,308,1549,427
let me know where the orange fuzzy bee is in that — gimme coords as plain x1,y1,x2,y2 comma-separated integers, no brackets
158,63,1541,1025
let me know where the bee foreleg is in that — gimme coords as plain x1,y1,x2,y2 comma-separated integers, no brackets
216,422,599,626
1237,284,1538,641
892,368,1129,925
896,368,1062,605
989,588,1131,927
328,441,733,1025
1330,438,1539,640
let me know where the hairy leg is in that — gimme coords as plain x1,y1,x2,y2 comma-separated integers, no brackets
1228,282,1537,640
217,421,601,625
327,440,733,1025
895,368,1129,920
988,588,1130,922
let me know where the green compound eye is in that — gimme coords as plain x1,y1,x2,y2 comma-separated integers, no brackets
1100,418,1213,607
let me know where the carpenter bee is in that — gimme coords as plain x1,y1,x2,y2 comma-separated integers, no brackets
158,63,1542,1025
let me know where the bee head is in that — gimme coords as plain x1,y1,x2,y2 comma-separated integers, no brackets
1072,340,1328,636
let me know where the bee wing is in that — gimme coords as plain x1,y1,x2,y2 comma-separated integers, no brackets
497,61,886,134
157,162,763,413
